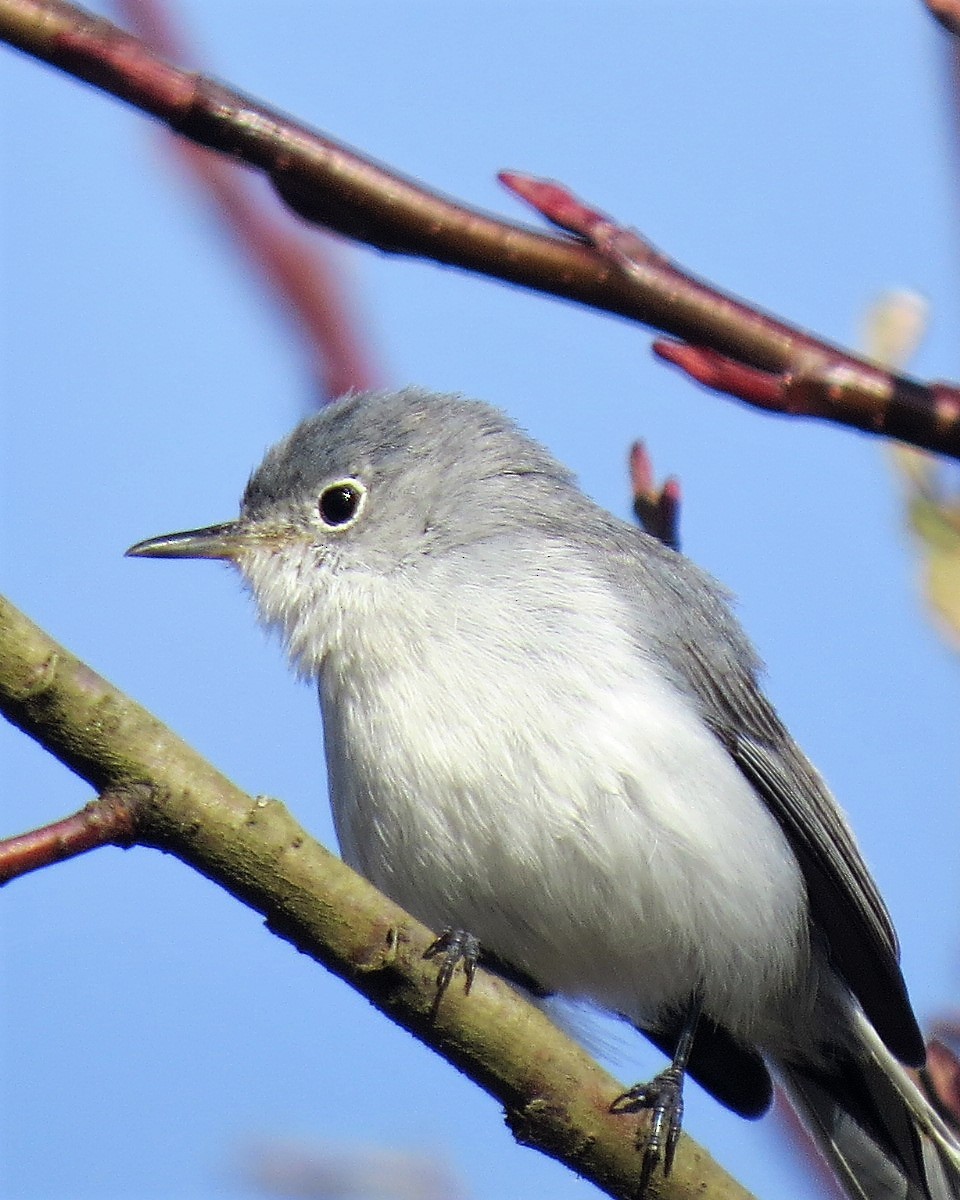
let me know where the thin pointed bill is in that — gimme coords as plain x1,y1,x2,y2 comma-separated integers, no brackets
125,521,248,562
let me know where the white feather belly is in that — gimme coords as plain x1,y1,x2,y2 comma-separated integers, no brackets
314,548,809,1041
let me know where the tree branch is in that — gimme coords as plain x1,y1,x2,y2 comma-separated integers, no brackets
0,591,755,1200
110,0,381,401
3,0,960,457
925,0,960,37
0,789,137,881
499,172,960,456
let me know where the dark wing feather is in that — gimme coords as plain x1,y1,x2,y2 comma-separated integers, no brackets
727,731,923,1065
681,638,925,1067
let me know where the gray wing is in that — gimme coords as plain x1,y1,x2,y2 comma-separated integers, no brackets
688,640,924,1066
589,518,924,1066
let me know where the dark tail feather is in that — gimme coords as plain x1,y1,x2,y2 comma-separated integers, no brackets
779,1011,960,1200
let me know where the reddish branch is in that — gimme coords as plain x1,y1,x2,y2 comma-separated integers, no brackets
927,1027,960,1129
652,342,787,410
629,442,682,552
0,790,137,882
499,172,960,453
927,0,960,37
111,0,379,400
2,0,960,455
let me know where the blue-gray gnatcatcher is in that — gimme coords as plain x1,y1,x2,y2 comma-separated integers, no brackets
128,387,960,1199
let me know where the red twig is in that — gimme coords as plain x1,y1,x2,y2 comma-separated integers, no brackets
0,790,138,884
0,4,634,311
500,171,960,455
498,168,845,369
925,1024,960,1129
654,339,960,434
3,1,960,457
112,0,380,401
926,1040,960,1127
652,342,786,411
629,442,681,552
925,0,960,37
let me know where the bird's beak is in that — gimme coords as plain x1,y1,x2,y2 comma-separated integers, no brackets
125,521,248,562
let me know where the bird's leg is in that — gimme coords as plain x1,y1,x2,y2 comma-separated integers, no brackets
611,989,704,1193
423,929,481,1016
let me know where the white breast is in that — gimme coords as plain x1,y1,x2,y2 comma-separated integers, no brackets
299,540,808,1043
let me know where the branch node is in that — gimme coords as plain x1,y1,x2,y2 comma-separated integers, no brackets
9,650,59,701
0,785,142,885
498,170,605,239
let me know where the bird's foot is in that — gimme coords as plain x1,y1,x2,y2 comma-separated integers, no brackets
423,928,480,1015
611,1065,685,1193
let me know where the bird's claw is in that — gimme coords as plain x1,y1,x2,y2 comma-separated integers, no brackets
611,1065,684,1192
423,928,480,1015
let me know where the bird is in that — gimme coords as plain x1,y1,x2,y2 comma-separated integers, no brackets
127,386,960,1199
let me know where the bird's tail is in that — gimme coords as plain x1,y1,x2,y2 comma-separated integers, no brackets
779,1010,960,1200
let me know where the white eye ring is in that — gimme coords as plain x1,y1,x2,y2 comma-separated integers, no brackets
317,478,367,528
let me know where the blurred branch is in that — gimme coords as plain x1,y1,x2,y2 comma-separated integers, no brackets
924,1033,960,1129
112,0,381,401
925,0,960,37
246,1139,469,1200
3,1,960,456
0,591,754,1200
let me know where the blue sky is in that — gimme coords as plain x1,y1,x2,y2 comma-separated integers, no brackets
3,3,960,1199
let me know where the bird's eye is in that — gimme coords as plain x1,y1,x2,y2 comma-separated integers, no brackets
318,479,365,527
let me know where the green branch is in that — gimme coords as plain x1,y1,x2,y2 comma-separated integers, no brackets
0,591,755,1200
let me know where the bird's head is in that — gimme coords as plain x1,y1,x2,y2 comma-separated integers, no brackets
126,387,576,671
